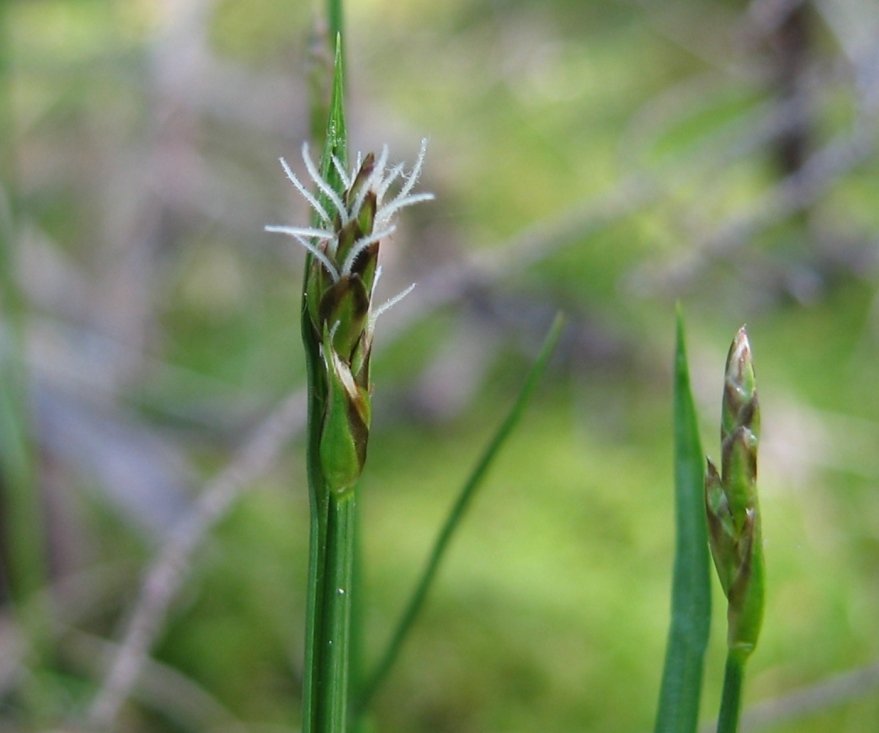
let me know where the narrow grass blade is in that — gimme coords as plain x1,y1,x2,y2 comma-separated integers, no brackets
653,307,712,733
0,0,45,615
354,313,566,717
317,491,356,733
0,200,45,618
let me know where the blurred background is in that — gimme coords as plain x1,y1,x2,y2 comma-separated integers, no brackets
1,0,879,730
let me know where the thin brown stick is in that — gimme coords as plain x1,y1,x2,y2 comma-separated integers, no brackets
699,660,879,732
87,389,307,727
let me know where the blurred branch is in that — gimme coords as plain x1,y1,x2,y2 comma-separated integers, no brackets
72,630,246,733
699,660,879,732
630,101,878,296
625,0,879,297
86,389,307,728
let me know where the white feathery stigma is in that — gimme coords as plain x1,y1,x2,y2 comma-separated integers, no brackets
265,138,432,326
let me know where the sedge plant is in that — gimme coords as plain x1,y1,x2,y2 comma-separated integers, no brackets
654,317,765,733
705,327,765,733
275,4,766,731
269,24,563,732
265,40,432,732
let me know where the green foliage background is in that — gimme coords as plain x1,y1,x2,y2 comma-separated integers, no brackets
2,0,878,731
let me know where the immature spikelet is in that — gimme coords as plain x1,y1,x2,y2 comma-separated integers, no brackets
705,327,765,654
266,140,432,493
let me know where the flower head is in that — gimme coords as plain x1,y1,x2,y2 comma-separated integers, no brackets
266,139,432,492
705,327,765,654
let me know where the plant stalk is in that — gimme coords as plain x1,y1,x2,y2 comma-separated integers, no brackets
716,649,747,733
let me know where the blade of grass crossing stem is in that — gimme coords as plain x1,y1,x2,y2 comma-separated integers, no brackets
653,308,712,733
354,314,566,718
302,38,351,733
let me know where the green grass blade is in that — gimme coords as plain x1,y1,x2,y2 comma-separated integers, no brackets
354,313,566,717
0,0,44,614
0,197,44,615
653,307,712,733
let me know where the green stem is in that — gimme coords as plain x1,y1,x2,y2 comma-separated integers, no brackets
327,0,343,52
354,315,565,717
301,312,358,733
301,300,329,733
317,492,356,733
717,649,748,733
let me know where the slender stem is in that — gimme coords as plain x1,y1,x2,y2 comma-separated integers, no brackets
717,649,748,733
301,309,359,733
301,301,329,733
348,494,366,721
355,315,565,716
317,492,356,732
327,0,343,53
0,0,43,609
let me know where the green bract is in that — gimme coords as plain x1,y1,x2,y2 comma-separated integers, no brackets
267,140,432,494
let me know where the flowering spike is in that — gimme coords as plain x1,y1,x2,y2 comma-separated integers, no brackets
349,147,387,222
319,275,370,361
705,327,765,655
267,140,432,494
320,328,371,494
